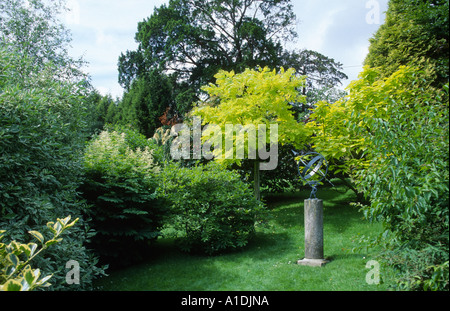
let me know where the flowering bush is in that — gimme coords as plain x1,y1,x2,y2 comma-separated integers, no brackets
80,130,169,267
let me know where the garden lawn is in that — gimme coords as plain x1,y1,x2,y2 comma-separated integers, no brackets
94,187,393,291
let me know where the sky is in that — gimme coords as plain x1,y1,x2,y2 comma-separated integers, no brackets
63,0,389,98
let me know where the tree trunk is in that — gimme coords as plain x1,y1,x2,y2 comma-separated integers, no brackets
254,160,260,201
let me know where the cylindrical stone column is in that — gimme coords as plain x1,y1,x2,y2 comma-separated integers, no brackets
298,198,328,266
304,198,323,259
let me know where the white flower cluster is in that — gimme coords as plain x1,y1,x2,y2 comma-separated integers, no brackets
84,130,156,175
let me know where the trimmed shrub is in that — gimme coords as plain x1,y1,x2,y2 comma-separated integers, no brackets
162,162,265,255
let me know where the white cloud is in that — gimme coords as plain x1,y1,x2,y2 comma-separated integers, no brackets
65,0,165,97
95,29,115,46
64,0,81,25
293,0,388,87
297,7,345,52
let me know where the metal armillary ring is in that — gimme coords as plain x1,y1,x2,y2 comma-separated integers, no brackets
297,152,329,199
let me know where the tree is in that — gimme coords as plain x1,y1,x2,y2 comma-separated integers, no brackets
306,0,449,289
307,0,449,200
364,0,449,86
305,67,385,201
83,90,116,134
192,66,310,200
355,77,449,291
118,0,297,114
118,70,175,137
0,0,86,84
115,0,350,139
280,49,348,119
281,49,348,95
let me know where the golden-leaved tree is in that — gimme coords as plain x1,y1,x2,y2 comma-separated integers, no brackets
192,66,310,200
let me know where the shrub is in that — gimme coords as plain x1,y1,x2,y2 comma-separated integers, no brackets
80,130,169,267
356,79,449,291
162,162,265,255
0,46,105,290
309,65,449,290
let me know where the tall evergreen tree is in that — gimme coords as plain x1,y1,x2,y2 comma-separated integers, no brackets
119,70,174,137
364,0,449,86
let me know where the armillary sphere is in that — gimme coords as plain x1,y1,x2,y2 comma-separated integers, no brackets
297,152,329,199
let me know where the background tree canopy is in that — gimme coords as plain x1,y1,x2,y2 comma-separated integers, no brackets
116,0,296,127
112,0,347,137
118,0,296,92
280,49,348,118
0,0,86,83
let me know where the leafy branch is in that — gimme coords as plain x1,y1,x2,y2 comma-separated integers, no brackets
0,216,78,291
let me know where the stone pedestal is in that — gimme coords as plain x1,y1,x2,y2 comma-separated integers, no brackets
298,198,329,267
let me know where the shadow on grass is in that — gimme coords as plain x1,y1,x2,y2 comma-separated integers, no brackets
96,231,299,291
325,252,367,262
95,238,239,290
245,231,297,256
95,188,384,291
265,192,364,235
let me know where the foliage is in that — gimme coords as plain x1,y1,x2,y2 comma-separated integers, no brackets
112,0,348,136
355,80,449,291
234,144,302,194
116,69,176,137
308,65,449,290
260,143,304,193
0,47,104,290
192,66,310,198
111,0,298,140
151,126,179,165
0,0,86,84
280,49,348,111
364,0,449,87
80,129,169,267
305,70,378,199
161,162,265,255
0,216,77,291
195,66,309,146
0,0,105,290
305,66,422,199
84,90,119,135
118,0,297,121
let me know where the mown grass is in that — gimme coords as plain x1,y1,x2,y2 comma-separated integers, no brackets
94,186,393,291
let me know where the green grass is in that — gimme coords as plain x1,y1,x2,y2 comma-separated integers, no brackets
94,187,393,291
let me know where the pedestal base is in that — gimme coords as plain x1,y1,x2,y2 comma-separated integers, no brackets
297,258,329,267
